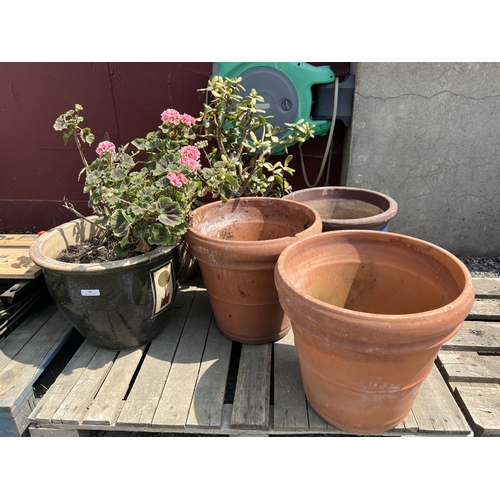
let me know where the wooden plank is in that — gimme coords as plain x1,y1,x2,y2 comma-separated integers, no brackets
50,348,117,424
443,320,500,352
307,402,339,432
410,364,471,434
231,343,272,430
186,321,232,428
82,347,145,425
0,309,73,411
0,247,41,279
0,234,37,247
454,385,500,436
396,408,419,433
152,289,213,428
273,329,310,432
438,351,500,383
472,277,500,298
0,302,57,373
29,340,100,424
117,280,199,427
468,299,500,320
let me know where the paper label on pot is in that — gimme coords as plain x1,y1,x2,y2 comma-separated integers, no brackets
81,289,100,296
150,261,174,317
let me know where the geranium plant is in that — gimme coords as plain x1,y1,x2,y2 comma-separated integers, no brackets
196,75,315,202
54,104,202,259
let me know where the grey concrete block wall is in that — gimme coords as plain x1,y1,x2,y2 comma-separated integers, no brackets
342,62,500,256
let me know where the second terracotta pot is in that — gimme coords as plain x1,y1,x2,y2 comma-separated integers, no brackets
283,186,398,231
274,230,475,434
185,197,322,344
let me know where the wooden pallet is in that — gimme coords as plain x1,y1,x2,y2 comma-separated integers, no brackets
438,277,500,436
28,276,472,437
0,301,75,436
0,234,41,280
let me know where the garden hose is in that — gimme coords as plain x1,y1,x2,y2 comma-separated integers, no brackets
299,75,339,187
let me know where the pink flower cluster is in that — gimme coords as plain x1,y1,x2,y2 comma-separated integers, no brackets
167,172,188,187
179,145,201,172
161,109,196,127
95,141,116,155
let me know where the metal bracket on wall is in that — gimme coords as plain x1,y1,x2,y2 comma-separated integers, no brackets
311,73,356,127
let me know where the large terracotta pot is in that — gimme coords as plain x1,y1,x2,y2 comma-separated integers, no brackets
30,218,179,350
274,230,475,434
185,197,322,344
283,186,398,231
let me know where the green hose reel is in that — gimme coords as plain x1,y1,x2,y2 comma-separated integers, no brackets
213,62,336,139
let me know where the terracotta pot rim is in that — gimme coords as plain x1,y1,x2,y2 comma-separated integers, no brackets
187,197,322,248
284,186,398,228
276,229,475,322
29,218,177,274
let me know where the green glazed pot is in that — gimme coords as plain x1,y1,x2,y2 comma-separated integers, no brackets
29,218,179,350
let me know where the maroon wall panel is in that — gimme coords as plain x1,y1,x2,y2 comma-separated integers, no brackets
0,62,349,232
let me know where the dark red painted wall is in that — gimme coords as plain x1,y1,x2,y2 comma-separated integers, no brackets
0,62,350,232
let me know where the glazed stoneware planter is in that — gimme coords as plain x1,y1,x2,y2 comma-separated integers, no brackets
30,218,179,350
185,197,322,344
274,230,475,435
283,186,398,231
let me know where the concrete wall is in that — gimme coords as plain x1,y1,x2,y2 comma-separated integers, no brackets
342,62,500,257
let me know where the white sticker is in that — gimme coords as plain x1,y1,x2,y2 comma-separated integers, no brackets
81,289,100,296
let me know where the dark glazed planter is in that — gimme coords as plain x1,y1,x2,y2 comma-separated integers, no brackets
185,197,322,344
30,218,179,350
283,186,398,231
274,230,475,435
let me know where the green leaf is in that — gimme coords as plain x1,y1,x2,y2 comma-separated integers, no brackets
110,209,132,240
147,224,176,246
53,116,67,131
156,198,183,226
224,173,239,189
131,138,147,150
113,242,132,258
111,169,126,181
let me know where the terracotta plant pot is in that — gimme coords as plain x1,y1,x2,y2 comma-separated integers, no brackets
185,197,322,344
274,230,475,434
283,186,398,231
30,218,179,350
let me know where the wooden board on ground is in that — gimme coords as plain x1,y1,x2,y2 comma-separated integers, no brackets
0,234,41,279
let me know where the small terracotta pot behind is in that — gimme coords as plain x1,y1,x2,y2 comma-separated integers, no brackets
274,230,475,434
283,186,397,231
185,197,322,344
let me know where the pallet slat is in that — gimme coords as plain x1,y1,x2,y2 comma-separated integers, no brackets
273,329,309,432
0,234,40,279
409,364,471,434
0,234,37,247
231,343,272,430
152,290,213,428
454,386,500,436
186,321,232,428
0,301,74,436
29,341,100,425
82,347,145,425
